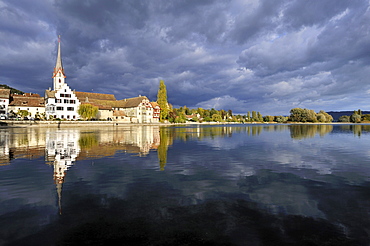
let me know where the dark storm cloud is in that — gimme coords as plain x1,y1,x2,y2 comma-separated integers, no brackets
0,0,369,115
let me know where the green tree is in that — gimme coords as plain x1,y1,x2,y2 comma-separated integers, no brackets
264,115,274,122
212,113,222,122
251,111,257,121
338,115,350,122
362,114,370,122
317,110,333,123
350,111,361,123
18,110,30,119
197,107,204,118
78,104,98,120
257,112,263,122
156,79,169,122
275,116,288,123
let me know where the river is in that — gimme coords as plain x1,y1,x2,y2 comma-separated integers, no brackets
0,124,369,245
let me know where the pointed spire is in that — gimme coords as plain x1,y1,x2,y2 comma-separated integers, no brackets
56,181,63,215
53,35,65,78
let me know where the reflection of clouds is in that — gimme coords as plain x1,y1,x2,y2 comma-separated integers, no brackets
198,136,244,150
169,125,370,183
238,170,326,218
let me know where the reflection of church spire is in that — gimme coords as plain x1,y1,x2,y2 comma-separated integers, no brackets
55,175,64,215
46,129,81,215
54,160,68,215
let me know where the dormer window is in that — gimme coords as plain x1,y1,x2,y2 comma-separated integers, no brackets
22,101,27,105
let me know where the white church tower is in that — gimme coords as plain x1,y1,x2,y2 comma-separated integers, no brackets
45,36,80,120
53,35,66,91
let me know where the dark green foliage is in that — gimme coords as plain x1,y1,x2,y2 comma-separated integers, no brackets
289,108,333,123
338,115,350,122
157,80,169,122
350,111,362,123
0,84,24,95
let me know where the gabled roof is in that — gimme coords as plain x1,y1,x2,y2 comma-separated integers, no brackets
81,101,112,110
45,90,56,98
150,102,160,108
118,96,149,108
0,89,10,99
75,91,116,101
9,94,45,107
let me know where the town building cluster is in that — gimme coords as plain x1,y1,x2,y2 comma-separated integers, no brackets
0,37,160,123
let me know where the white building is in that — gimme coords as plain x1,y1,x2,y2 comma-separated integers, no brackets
118,96,156,123
0,89,10,118
45,36,80,120
8,93,45,119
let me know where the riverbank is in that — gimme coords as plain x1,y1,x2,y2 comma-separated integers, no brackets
1,120,369,128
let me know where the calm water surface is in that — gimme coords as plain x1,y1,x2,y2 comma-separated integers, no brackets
0,124,369,245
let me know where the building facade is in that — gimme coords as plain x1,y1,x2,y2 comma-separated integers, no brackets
0,89,10,118
8,93,45,118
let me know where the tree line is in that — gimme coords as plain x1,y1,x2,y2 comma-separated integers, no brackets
338,109,370,123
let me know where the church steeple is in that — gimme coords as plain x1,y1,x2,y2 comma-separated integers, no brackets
52,35,66,90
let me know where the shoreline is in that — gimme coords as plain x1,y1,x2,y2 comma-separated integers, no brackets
1,120,370,128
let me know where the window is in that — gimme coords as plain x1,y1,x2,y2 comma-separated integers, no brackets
70,100,75,104
67,107,74,111
61,115,64,119
56,99,61,103
56,107,64,111
64,99,68,103
67,115,70,119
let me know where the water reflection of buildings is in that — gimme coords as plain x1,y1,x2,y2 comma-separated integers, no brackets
44,126,161,214
77,126,161,159
0,130,10,165
0,128,45,165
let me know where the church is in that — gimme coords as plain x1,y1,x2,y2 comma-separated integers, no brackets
45,37,160,123
45,36,81,120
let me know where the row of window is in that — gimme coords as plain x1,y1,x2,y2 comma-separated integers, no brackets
56,99,76,104
56,107,74,111
59,94,71,98
54,115,76,119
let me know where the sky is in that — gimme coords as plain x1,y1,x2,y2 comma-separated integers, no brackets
0,0,370,115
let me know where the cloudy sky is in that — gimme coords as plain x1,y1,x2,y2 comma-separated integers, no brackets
1,0,369,115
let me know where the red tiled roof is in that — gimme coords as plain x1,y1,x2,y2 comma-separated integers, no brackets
117,96,149,108
75,91,116,101
81,101,112,110
9,94,45,107
45,90,56,98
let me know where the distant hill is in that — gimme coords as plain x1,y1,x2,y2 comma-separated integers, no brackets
0,84,24,95
327,111,370,121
